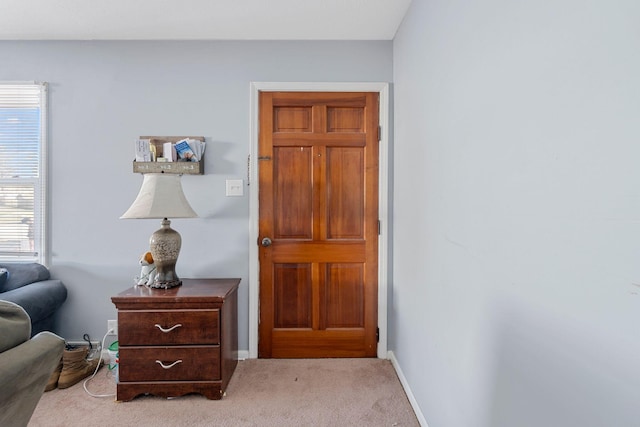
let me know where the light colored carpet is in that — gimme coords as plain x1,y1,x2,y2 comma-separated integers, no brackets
29,358,419,427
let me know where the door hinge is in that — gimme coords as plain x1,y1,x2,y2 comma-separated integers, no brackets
378,125,382,141
378,220,381,235
376,327,380,343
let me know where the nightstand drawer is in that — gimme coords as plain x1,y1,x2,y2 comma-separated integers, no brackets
118,310,219,345
119,346,220,382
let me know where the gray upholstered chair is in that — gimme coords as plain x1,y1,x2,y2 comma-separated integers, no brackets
0,300,64,427
0,263,67,336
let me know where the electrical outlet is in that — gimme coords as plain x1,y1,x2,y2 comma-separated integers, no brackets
107,319,118,335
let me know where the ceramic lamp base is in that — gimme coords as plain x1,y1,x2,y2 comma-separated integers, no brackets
149,218,183,289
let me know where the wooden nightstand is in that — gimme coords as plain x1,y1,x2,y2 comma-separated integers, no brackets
111,278,239,401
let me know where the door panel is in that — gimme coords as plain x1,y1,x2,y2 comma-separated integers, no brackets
326,147,365,239
273,147,313,239
259,91,379,358
274,107,313,133
325,263,364,328
273,263,312,329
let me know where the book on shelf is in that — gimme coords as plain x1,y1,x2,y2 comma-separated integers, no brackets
175,138,205,162
188,139,206,161
135,139,151,162
163,142,176,161
174,139,195,161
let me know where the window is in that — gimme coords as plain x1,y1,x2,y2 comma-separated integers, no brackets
0,82,47,263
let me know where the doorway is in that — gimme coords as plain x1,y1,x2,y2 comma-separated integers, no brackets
248,82,389,359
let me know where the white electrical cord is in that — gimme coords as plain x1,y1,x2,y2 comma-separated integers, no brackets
82,328,116,398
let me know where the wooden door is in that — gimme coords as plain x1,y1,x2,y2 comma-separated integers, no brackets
258,92,379,358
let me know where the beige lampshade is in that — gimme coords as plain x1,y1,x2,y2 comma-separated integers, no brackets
120,173,197,219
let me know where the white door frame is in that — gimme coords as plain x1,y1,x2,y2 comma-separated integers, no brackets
248,82,390,359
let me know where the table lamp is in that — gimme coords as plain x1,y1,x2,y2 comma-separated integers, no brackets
120,173,197,289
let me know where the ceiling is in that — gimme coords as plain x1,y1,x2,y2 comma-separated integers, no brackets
0,0,412,41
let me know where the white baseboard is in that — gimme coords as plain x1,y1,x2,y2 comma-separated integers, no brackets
388,351,429,427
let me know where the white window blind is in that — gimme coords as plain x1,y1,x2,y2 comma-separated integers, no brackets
0,82,47,263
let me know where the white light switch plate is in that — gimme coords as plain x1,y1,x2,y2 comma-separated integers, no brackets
226,179,244,196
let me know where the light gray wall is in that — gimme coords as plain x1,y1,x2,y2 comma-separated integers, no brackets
393,0,640,426
0,40,393,350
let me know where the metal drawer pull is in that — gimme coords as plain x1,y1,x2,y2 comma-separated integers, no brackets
155,360,183,369
154,323,182,333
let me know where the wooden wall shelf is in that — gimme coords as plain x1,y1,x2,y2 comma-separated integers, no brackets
133,136,205,175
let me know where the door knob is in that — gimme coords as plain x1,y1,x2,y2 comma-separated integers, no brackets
261,237,273,247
